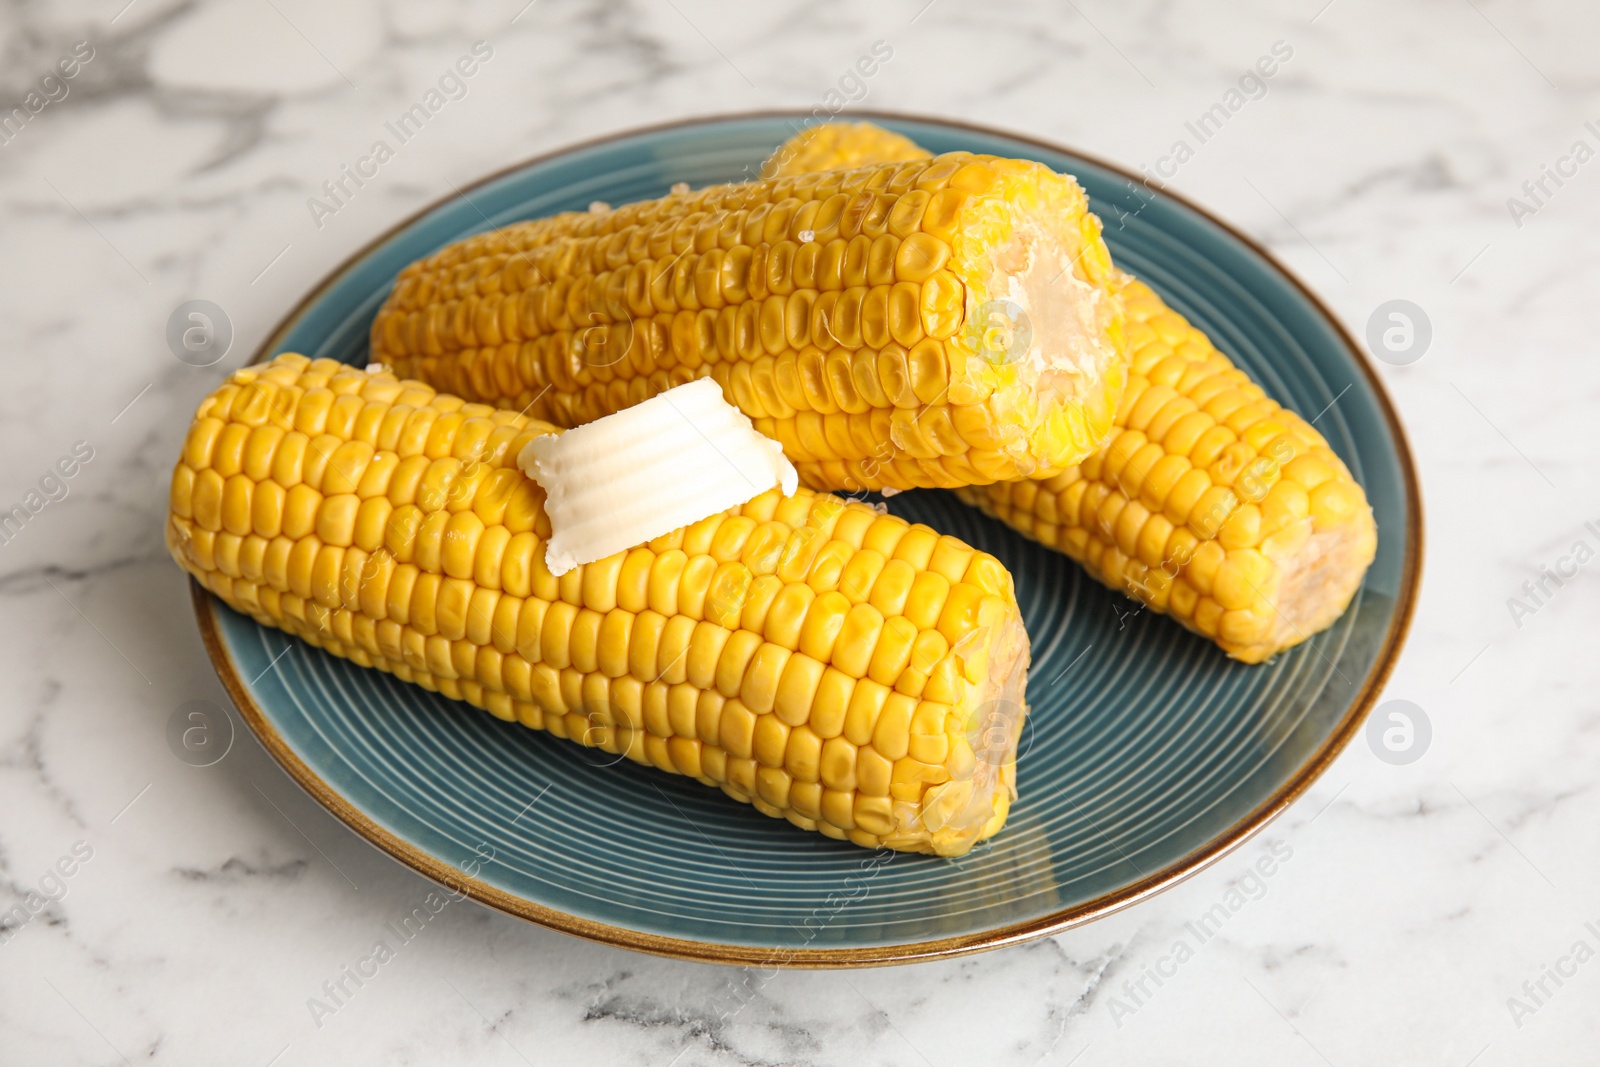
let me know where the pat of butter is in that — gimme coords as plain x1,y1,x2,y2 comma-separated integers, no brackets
518,378,799,576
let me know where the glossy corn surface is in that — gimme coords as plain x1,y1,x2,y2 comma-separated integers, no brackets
169,353,1032,854
371,155,1126,493
965,277,1377,662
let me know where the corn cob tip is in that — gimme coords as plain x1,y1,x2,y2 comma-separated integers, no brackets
760,121,933,181
1249,507,1376,664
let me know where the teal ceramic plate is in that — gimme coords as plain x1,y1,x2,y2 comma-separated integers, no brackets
195,113,1420,966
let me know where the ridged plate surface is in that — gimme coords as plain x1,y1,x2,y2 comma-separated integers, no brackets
194,113,1420,966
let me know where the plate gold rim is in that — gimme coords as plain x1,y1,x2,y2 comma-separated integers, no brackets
190,109,1424,968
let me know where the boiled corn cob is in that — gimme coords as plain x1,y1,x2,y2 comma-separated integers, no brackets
370,156,1127,493
771,123,1378,662
168,353,1032,855
761,122,931,179
967,278,1377,662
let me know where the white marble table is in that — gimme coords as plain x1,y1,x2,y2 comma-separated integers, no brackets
1,1,1593,1063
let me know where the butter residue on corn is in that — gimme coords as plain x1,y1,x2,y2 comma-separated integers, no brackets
518,378,797,577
